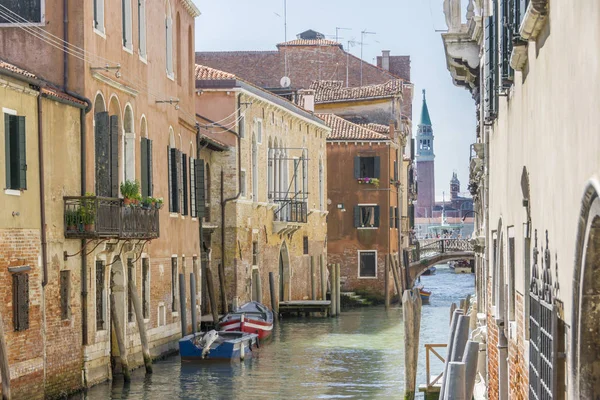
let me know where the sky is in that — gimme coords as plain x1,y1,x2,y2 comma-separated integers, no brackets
192,0,476,200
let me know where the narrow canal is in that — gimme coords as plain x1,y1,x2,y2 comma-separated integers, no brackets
74,265,474,399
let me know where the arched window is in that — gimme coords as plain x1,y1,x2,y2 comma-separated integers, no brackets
123,104,135,182
267,138,273,202
167,128,179,212
176,12,181,84
319,157,324,211
140,117,153,197
252,134,258,202
165,1,173,77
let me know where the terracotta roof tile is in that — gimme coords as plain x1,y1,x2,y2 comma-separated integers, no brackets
276,39,342,47
311,79,403,103
195,64,236,80
0,60,36,79
359,123,390,134
317,113,389,141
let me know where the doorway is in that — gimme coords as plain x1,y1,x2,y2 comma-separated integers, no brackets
279,242,290,302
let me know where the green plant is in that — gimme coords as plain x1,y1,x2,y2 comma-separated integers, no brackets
78,194,96,225
120,180,141,199
65,209,79,228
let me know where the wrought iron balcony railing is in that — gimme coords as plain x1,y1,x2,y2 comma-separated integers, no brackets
274,200,307,223
64,196,160,240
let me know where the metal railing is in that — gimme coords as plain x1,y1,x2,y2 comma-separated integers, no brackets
414,239,473,261
424,343,447,389
274,200,307,223
64,196,159,240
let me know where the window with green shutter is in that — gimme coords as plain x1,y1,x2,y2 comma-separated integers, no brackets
140,137,153,198
500,0,514,87
4,114,26,190
484,15,498,122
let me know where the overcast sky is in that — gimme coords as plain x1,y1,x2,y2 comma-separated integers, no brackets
193,0,475,200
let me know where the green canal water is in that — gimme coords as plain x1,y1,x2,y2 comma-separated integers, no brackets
74,264,474,399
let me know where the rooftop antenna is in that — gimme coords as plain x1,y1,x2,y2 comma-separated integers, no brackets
283,0,288,77
346,39,359,87
335,27,351,43
360,30,376,86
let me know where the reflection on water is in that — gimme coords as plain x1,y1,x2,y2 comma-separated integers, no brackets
73,264,473,400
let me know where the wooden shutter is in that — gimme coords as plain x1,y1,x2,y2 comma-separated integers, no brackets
141,138,148,197
147,138,153,197
95,112,110,196
167,146,173,212
409,204,415,229
374,206,380,227
484,16,497,121
393,160,398,182
170,148,179,213
500,0,514,86
190,158,196,218
109,115,119,197
353,206,360,227
390,206,394,228
13,273,29,331
354,156,360,178
17,116,26,189
395,207,400,230
182,153,188,216
374,157,381,179
195,159,205,217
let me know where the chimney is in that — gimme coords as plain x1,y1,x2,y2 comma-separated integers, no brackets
298,89,315,112
382,50,391,71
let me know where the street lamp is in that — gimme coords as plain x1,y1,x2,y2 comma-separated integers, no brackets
360,30,376,86
461,210,478,222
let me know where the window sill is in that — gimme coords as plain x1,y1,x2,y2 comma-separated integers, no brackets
357,226,378,230
191,217,198,221
139,54,148,64
169,213,179,218
4,189,21,196
93,27,106,39
167,72,175,81
123,46,134,55
172,311,179,317
358,276,378,279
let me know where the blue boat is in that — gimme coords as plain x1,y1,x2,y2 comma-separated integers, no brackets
179,330,259,362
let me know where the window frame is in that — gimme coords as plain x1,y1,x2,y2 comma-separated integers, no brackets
358,250,377,279
255,119,262,144
137,0,147,59
12,272,29,331
171,256,178,313
4,112,27,191
93,0,105,35
121,0,133,52
355,204,380,229
0,0,46,26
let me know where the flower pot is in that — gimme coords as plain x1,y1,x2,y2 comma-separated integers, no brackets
67,224,76,231
84,224,95,232
124,198,132,206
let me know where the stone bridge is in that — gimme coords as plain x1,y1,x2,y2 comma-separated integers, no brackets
407,239,474,284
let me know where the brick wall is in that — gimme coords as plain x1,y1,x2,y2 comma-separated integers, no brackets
508,292,528,399
487,278,499,400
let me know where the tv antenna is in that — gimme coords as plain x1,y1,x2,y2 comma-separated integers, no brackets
360,30,376,86
335,27,351,42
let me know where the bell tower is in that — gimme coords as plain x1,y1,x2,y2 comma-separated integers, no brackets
450,172,460,200
416,90,435,218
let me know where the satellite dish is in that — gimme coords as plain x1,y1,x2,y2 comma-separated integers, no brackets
280,76,291,88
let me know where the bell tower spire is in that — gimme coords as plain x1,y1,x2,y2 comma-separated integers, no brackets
415,89,436,218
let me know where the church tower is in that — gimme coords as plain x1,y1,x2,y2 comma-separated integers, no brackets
416,90,435,218
450,172,460,200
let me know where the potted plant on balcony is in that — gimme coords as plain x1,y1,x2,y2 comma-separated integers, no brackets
65,208,79,232
141,197,153,210
154,197,164,210
120,180,141,206
357,177,380,188
78,195,96,232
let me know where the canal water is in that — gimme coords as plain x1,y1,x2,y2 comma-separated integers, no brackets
74,264,474,400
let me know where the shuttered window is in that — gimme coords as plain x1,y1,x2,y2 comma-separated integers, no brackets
358,251,377,278
390,206,395,228
0,0,43,24
140,137,153,198
500,0,514,87
354,205,380,228
60,270,71,320
142,258,150,319
138,0,147,57
195,159,205,217
182,153,188,216
4,114,27,190
96,261,106,330
353,156,381,179
168,147,179,213
12,273,29,331
93,0,104,31
190,158,196,218
484,14,498,121
171,257,178,312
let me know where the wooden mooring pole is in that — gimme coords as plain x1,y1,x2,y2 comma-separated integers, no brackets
335,263,341,316
269,272,278,322
128,279,152,374
310,256,316,301
402,288,422,400
179,274,187,337
190,273,197,334
0,313,11,399
110,293,131,382
384,255,390,309
329,264,336,317
320,254,326,301
205,268,220,327
218,263,227,314
390,255,402,301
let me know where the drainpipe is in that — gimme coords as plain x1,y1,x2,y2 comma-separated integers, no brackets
37,95,48,288
221,93,243,306
63,0,93,346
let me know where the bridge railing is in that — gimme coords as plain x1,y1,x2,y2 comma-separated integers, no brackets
414,239,473,261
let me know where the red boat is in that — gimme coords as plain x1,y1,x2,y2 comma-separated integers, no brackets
218,301,274,341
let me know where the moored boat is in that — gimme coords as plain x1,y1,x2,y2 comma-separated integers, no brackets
179,330,258,362
422,266,437,275
419,288,432,302
218,301,274,340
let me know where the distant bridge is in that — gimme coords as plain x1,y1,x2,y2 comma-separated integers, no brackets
407,239,474,284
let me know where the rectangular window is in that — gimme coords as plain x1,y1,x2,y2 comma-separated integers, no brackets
171,257,178,312
256,120,262,144
182,153,188,216
190,158,196,218
239,115,245,138
168,147,180,213
0,0,43,24
127,258,135,322
96,261,105,330
165,12,173,76
303,236,309,255
93,0,104,31
240,170,247,197
195,159,206,218
142,258,150,319
12,273,29,331
354,205,380,228
358,251,377,278
395,207,399,230
121,0,132,49
252,241,259,266
60,270,71,320
140,137,153,197
508,230,516,321
390,206,395,228
4,114,27,190
393,160,398,182
138,0,146,57
353,156,380,179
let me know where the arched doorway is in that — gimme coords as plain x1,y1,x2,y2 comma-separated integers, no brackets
109,256,126,374
279,242,290,301
571,180,600,399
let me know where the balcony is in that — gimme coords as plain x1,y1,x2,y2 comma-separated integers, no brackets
64,196,160,240
273,200,307,235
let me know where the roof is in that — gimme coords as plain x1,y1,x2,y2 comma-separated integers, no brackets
310,79,403,103
0,59,86,107
195,64,236,80
317,113,390,141
277,39,342,48
195,64,329,128
376,54,411,81
360,123,390,134
420,89,432,126
180,0,201,18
